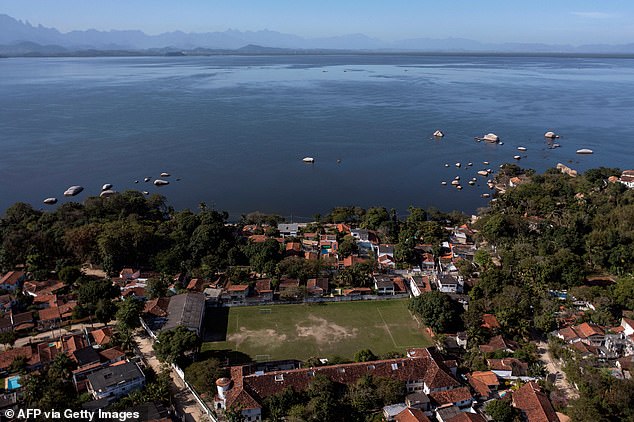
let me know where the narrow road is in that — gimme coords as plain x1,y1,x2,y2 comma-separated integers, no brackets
134,331,211,422
13,322,107,348
536,341,579,401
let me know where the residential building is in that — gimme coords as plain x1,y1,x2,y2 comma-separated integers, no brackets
374,275,395,295
0,271,25,292
511,381,559,422
487,358,528,379
215,348,461,421
466,371,499,400
408,276,432,297
394,407,430,422
86,362,145,401
306,278,329,296
619,170,634,189
555,322,606,347
479,336,519,354
225,284,250,305
436,274,462,294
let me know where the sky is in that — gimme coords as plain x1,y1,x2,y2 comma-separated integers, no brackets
1,0,634,45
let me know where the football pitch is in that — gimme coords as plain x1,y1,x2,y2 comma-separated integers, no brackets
202,299,433,362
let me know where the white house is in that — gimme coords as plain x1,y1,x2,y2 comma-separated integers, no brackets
436,274,463,294
87,362,145,401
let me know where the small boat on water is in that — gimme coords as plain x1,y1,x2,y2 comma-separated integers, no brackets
517,146,527,152
481,193,491,198
468,180,475,185
545,131,560,139
43,197,57,205
154,179,170,186
144,177,151,182
467,162,473,167
142,191,149,195
483,161,490,165
63,186,83,197
302,157,315,163
454,176,460,180
455,162,461,168
513,155,521,160
433,130,444,137
576,149,593,154
456,185,463,190
160,172,170,177
477,170,488,176
444,163,450,167
441,181,447,185
451,180,460,186
102,184,112,191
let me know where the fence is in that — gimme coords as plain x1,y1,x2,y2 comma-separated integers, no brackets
171,363,218,422
220,292,410,307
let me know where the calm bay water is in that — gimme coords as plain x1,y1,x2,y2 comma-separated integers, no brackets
1,54,633,219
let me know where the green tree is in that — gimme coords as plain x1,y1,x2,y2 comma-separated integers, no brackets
115,297,144,330
58,266,82,286
146,275,170,299
408,291,461,333
95,298,117,325
354,349,377,362
77,279,120,314
185,359,229,395
337,235,359,259
154,326,200,363
485,399,519,422
0,331,17,349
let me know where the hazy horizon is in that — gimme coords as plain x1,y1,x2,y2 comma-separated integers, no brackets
1,0,634,46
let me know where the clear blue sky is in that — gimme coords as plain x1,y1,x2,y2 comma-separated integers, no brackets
1,0,633,44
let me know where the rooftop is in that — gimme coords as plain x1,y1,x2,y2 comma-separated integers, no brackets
87,362,144,393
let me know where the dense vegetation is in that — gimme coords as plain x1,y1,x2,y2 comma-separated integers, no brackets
2,166,634,420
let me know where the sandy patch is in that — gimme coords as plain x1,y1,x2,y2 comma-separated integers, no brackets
228,327,287,348
295,315,358,345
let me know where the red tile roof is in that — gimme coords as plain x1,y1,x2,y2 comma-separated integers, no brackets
226,348,459,412
0,271,25,286
39,306,62,322
393,277,407,292
512,382,558,422
285,242,302,252
446,413,487,422
481,314,501,330
99,347,125,362
226,284,250,292
144,297,170,317
91,327,114,346
342,287,372,296
479,335,519,354
255,279,272,293
0,346,36,370
487,358,528,376
248,235,268,243
575,322,604,338
186,278,206,291
394,407,431,422
307,278,329,292
429,386,473,406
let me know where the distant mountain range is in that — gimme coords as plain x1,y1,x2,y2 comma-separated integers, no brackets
2,13,634,56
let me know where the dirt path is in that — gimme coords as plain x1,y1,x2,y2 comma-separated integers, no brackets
134,331,211,422
537,341,579,401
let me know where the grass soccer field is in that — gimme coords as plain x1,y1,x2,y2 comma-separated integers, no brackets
201,299,433,362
